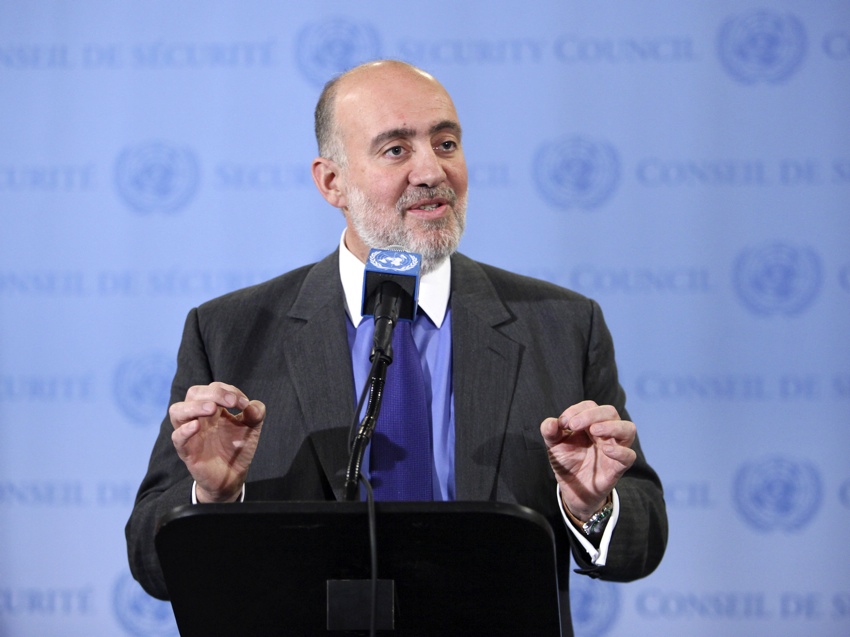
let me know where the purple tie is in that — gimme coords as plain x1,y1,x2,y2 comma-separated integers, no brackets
370,319,433,500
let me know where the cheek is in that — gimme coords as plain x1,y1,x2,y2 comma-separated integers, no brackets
447,162,469,193
358,172,406,205
380,184,411,209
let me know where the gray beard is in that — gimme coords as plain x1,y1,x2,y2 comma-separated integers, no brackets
347,185,467,274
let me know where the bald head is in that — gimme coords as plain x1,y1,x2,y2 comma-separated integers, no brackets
314,60,450,166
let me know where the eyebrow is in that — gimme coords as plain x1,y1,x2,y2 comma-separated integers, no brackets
369,120,462,152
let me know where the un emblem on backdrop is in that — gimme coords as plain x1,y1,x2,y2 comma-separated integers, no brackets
115,142,200,213
733,243,822,316
113,353,175,426
295,18,381,86
533,136,620,210
569,576,620,637
733,456,822,532
717,9,807,84
113,572,179,637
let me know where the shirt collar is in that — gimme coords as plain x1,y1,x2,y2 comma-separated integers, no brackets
338,229,451,327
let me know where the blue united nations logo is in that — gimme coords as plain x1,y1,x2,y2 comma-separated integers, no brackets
113,572,179,637
115,142,200,213
533,136,620,210
717,10,807,84
570,576,620,637
734,456,822,532
113,353,175,426
733,243,822,316
295,18,381,87
369,249,420,272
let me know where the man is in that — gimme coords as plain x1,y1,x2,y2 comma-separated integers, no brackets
126,60,667,634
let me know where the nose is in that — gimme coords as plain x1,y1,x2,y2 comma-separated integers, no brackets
408,146,447,189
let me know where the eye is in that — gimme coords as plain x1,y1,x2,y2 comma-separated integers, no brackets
385,145,405,157
437,140,458,152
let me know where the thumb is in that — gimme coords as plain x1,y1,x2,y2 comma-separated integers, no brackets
539,417,563,447
238,400,266,427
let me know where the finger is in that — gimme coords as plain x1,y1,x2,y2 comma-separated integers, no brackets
171,420,200,453
208,381,250,408
185,383,250,410
169,399,219,428
601,441,637,468
540,417,565,446
557,400,599,425
589,419,636,445
237,400,266,427
561,403,620,431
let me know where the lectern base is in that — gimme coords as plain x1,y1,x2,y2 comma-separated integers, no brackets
327,579,395,631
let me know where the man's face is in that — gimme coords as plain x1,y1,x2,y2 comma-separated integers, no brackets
332,64,469,272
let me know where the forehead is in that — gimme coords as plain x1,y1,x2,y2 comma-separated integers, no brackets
334,67,461,147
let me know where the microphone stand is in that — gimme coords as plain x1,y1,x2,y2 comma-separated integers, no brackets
343,281,402,502
343,352,390,501
341,275,413,636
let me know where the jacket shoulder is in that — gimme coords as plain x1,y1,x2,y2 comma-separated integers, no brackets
453,253,596,310
196,261,315,316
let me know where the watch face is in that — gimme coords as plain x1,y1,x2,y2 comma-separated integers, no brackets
583,502,613,535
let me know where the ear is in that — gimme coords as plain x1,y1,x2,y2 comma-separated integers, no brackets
311,157,347,208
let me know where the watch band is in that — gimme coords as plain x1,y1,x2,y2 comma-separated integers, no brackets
561,492,614,537
581,498,613,536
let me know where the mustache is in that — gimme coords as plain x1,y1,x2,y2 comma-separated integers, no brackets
396,186,458,213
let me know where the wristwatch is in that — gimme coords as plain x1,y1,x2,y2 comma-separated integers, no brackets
563,492,614,538
581,496,613,536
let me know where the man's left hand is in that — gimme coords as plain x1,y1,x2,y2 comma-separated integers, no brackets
540,400,637,521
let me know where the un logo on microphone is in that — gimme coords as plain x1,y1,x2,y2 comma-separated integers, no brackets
295,18,381,87
113,353,175,426
570,576,620,637
115,142,200,214
733,456,822,532
717,10,807,84
113,572,179,637
533,136,620,210
733,243,822,316
369,249,420,273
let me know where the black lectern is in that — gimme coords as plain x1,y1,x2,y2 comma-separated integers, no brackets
155,501,562,636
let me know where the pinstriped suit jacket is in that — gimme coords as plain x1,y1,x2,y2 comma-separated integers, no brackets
126,250,667,635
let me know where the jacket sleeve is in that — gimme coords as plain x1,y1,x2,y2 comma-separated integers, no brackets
568,299,668,582
124,308,211,599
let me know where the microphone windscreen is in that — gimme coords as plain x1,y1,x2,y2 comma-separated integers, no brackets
361,248,421,321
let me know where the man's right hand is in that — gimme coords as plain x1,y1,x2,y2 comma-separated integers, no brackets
169,382,266,503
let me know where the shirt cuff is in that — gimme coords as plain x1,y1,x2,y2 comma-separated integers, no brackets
191,481,246,504
557,486,620,566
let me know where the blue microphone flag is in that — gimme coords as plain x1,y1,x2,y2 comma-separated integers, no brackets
361,248,421,321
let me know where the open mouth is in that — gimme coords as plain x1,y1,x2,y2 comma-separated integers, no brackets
408,197,450,214
398,187,457,217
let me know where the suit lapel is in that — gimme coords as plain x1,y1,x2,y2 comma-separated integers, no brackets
283,251,354,501
279,251,523,502
450,254,521,501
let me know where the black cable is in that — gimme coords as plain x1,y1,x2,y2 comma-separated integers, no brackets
349,352,383,451
346,348,385,636
344,357,388,502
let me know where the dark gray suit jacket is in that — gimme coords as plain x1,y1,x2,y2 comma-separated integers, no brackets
126,251,667,634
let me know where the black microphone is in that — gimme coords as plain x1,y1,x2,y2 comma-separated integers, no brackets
361,247,421,361
343,247,422,502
